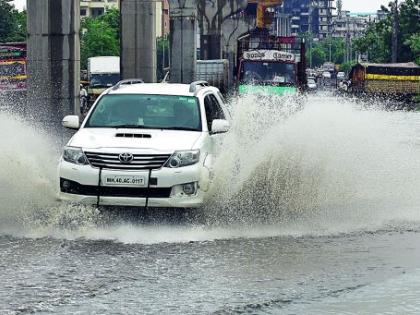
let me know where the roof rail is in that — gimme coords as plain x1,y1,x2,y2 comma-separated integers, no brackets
189,81,209,93
112,78,144,90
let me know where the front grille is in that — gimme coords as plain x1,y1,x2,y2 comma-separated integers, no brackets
84,151,171,170
60,178,171,198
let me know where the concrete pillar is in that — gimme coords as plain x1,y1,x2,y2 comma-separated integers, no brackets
169,0,197,84
121,0,157,83
27,0,80,132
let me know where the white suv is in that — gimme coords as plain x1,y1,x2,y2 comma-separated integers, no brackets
59,80,230,208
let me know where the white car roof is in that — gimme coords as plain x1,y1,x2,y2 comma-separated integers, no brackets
106,83,204,97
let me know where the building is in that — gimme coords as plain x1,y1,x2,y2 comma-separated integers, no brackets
272,9,292,36
80,0,169,37
332,11,370,39
80,0,119,18
280,0,336,39
376,9,388,21
155,0,170,37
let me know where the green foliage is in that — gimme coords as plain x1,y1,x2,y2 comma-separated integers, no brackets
0,0,26,42
405,34,420,65
339,60,357,72
306,35,346,68
353,0,419,63
80,9,120,69
308,44,326,67
157,36,169,81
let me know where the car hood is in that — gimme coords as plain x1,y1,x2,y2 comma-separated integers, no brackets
68,128,203,153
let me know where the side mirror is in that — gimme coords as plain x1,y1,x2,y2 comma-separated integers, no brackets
62,115,80,129
211,119,230,134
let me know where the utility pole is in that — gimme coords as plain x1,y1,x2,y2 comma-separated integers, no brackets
308,0,317,69
392,0,398,63
309,2,313,68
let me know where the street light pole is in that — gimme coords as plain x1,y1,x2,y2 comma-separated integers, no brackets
309,3,312,68
308,0,317,69
391,0,399,63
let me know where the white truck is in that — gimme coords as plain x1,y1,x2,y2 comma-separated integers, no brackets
87,56,120,103
196,59,229,94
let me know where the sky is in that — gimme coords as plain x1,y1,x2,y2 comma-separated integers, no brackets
12,0,391,13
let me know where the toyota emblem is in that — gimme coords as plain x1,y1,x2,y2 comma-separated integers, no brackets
119,152,134,163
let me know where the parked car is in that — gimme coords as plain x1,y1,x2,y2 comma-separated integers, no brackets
307,77,317,90
322,71,331,79
337,71,346,80
59,80,230,209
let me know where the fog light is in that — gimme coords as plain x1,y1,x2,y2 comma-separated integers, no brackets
62,180,71,190
182,183,196,195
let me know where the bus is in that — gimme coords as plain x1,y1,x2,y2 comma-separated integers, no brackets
0,42,27,93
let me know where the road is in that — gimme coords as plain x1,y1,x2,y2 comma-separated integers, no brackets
1,93,420,314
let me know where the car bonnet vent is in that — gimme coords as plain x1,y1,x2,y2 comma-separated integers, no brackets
116,133,152,139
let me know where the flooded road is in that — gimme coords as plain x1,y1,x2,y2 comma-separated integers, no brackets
2,229,420,314
2,94,420,314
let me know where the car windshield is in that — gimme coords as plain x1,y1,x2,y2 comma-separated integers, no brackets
85,94,202,131
308,78,316,84
240,61,296,85
90,74,120,88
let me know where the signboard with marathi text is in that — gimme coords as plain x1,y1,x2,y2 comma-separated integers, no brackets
243,50,295,62
0,46,26,60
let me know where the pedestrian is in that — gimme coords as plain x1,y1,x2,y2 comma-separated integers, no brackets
80,84,88,114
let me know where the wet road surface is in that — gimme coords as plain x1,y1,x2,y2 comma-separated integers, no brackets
2,94,420,314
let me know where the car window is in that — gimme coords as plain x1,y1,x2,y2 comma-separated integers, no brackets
85,94,202,131
204,94,225,131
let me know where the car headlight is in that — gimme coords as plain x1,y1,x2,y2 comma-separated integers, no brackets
62,147,89,165
165,150,200,168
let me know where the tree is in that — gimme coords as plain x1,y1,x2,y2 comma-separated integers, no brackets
405,34,420,65
157,36,169,81
9,9,26,42
308,44,327,67
306,36,346,68
353,0,419,63
0,0,26,42
80,10,120,69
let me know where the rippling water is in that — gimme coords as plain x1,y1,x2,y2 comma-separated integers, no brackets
1,94,420,314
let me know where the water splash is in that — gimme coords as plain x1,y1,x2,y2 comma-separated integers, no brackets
207,93,420,230
1,93,420,243
0,111,57,222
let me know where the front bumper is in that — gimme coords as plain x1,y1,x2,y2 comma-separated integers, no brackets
58,160,210,208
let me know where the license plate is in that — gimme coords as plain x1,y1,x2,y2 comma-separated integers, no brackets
104,175,146,186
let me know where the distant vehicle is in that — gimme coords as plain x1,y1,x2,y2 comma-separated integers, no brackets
322,71,331,79
196,59,229,94
306,68,316,78
322,62,336,72
307,77,317,90
236,30,307,96
87,56,120,103
348,62,420,101
59,80,230,209
337,72,346,80
0,42,27,93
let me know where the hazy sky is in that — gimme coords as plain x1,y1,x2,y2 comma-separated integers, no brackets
12,0,391,13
